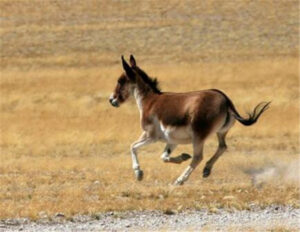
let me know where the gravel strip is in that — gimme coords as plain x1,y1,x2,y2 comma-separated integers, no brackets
1,206,299,232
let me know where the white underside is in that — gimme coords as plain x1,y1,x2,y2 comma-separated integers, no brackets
150,118,193,144
146,114,229,144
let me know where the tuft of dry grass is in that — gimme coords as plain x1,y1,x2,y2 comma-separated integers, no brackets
0,0,299,219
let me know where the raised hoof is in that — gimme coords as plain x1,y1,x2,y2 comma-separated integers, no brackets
135,170,144,181
181,153,192,161
203,167,211,178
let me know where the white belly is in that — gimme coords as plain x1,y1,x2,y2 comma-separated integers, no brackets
159,123,193,144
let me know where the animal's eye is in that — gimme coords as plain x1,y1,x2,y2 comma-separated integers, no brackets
118,79,125,84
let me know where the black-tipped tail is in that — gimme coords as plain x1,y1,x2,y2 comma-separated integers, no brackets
232,101,271,126
211,89,271,127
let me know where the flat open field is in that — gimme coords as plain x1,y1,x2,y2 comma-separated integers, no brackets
0,0,299,223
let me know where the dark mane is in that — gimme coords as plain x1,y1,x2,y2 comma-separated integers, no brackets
133,67,162,94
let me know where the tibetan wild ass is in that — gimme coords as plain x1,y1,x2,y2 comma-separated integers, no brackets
109,55,270,185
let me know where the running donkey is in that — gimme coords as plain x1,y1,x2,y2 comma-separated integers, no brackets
109,55,270,185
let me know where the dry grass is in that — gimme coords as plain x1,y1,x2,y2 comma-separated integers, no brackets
0,0,299,219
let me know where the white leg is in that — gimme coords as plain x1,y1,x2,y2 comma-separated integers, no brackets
161,144,177,162
130,132,154,180
174,166,195,185
174,140,204,185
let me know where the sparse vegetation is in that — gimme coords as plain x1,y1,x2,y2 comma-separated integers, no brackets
0,0,299,220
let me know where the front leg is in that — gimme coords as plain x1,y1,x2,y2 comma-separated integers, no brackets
130,132,154,181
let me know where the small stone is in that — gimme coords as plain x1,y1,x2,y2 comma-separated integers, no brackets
163,209,176,215
55,213,65,217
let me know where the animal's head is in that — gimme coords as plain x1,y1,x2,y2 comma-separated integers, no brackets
109,55,161,107
109,55,138,107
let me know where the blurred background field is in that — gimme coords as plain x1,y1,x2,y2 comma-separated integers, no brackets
0,0,299,219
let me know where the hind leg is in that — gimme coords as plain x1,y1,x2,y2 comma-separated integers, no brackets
203,131,228,178
174,139,204,185
161,144,191,164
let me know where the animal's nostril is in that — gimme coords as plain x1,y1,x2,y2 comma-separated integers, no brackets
109,98,113,103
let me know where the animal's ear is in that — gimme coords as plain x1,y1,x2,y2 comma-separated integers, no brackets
129,54,136,68
122,56,135,81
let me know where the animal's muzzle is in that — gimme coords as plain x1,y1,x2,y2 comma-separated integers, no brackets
109,98,119,107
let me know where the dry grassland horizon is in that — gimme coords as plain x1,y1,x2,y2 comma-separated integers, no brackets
0,0,299,220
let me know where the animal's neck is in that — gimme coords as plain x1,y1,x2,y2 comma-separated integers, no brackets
133,81,154,113
133,88,144,113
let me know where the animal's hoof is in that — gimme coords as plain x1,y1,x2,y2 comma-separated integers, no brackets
203,167,211,178
135,170,144,181
173,179,184,186
181,153,192,161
